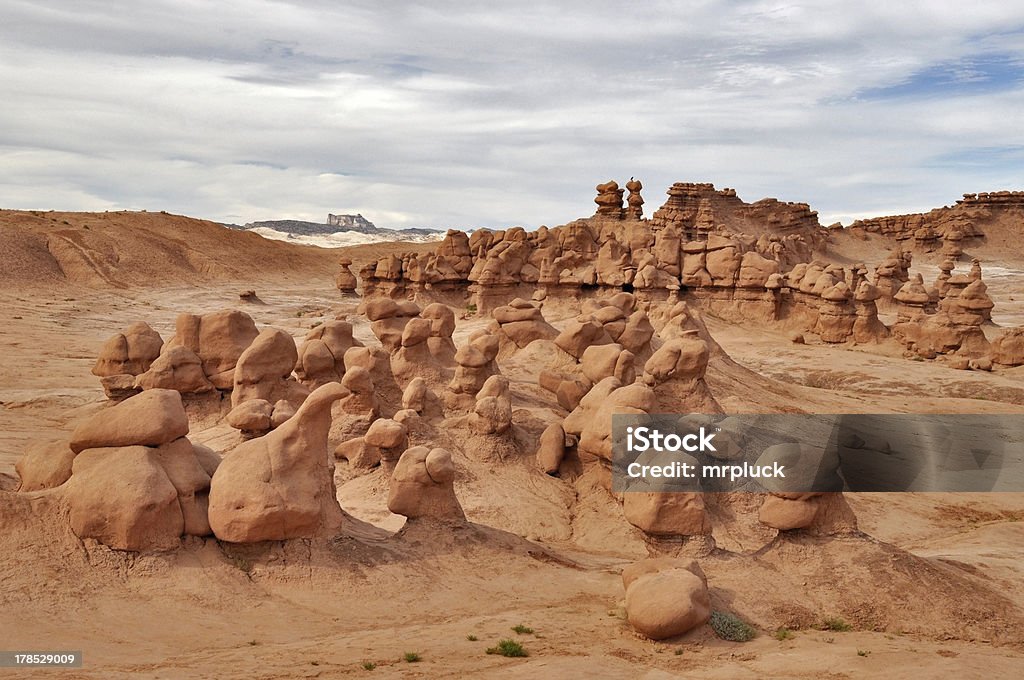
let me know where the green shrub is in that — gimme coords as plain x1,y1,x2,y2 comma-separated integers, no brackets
466,634,478,641
403,652,420,663
511,624,534,635
709,611,756,642
486,639,528,657
361,661,376,670
774,627,795,641
822,617,853,632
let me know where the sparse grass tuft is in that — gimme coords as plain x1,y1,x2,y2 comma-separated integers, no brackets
486,639,528,657
822,617,853,632
709,611,756,642
511,624,534,635
466,634,478,641
774,627,795,641
361,661,376,670
403,652,420,663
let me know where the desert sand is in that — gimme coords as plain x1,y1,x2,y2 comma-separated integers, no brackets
2,195,1024,679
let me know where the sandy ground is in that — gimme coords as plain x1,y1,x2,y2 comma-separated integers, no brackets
2,272,1024,679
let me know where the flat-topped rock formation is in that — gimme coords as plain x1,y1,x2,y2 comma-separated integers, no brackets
848,190,1024,249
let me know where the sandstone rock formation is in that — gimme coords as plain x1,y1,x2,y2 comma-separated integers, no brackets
135,345,216,394
295,320,362,388
449,331,501,396
70,389,190,453
387,445,464,521
208,383,348,543
92,321,164,378
336,256,358,293
336,417,408,471
622,557,711,640
992,328,1024,366
470,375,512,435
536,422,568,475
15,440,75,491
167,309,259,389
62,389,216,551
492,298,558,351
231,327,307,410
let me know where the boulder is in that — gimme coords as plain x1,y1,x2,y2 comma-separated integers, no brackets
536,422,567,475
69,389,189,453
625,567,711,640
15,440,75,491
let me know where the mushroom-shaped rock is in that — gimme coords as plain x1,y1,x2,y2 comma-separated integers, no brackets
339,365,379,418
365,418,408,471
295,320,362,387
471,375,513,435
135,345,215,394
421,303,458,364
70,389,190,453
387,446,465,521
208,383,349,543
231,327,300,407
92,321,164,377
450,333,501,395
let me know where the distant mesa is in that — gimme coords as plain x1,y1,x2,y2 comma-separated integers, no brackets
235,213,443,246
327,213,375,230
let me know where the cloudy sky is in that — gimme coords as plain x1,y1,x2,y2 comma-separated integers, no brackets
1,1,1022,229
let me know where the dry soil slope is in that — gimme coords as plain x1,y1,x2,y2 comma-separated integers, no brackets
0,209,433,290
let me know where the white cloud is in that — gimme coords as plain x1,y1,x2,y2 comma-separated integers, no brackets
0,0,1022,228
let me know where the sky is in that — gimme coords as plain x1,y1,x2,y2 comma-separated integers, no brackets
1,1,1023,229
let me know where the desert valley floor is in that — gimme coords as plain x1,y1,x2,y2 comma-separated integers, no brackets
2,207,1024,679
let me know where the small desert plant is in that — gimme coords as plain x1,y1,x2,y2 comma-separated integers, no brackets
709,611,756,642
403,652,420,663
774,627,795,641
361,661,376,670
674,648,684,656
822,617,853,632
511,624,534,635
466,303,478,314
466,634,478,641
486,639,528,657
247,640,259,646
